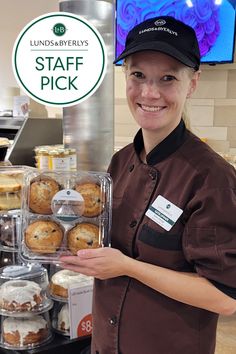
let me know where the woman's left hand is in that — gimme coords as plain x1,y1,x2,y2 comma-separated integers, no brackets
59,247,130,280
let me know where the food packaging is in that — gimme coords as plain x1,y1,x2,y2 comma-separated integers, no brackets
0,312,53,350
0,210,21,251
49,264,93,302
0,264,53,316
19,170,112,263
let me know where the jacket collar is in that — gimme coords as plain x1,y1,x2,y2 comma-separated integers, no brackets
133,120,187,165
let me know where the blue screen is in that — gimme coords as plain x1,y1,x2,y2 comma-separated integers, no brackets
115,0,236,65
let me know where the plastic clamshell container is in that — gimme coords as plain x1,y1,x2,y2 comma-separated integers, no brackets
19,170,112,263
0,210,21,251
0,264,53,316
0,312,53,350
0,165,36,212
51,302,70,336
49,264,94,302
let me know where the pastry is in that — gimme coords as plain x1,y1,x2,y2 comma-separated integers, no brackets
75,182,104,217
58,303,70,332
29,175,60,214
67,222,99,254
50,269,93,298
0,174,21,193
25,219,63,254
0,279,43,311
2,315,49,347
0,192,21,210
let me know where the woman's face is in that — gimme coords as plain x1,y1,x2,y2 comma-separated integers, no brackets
125,51,199,136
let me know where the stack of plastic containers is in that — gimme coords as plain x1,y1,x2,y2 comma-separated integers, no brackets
0,264,53,350
49,264,93,336
18,169,112,338
0,166,27,267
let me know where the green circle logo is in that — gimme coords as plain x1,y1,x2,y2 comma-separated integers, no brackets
53,23,66,36
12,12,107,107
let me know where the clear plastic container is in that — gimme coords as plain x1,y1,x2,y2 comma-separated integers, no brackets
0,210,21,251
0,312,53,350
51,302,70,336
49,265,94,301
0,250,19,268
20,170,112,263
0,264,53,315
0,165,34,211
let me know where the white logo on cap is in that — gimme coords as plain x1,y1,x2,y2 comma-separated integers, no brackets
154,19,166,26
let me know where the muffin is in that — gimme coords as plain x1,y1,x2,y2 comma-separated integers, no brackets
74,182,104,217
25,219,63,254
29,175,60,214
67,222,99,254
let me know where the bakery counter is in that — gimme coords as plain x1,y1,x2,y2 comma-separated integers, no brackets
0,333,91,354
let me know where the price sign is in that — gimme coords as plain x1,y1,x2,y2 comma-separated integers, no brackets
77,314,93,337
68,280,93,339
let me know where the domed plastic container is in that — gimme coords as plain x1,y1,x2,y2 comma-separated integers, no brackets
0,264,53,316
51,301,70,336
19,169,112,263
49,264,93,302
0,311,53,350
0,210,21,251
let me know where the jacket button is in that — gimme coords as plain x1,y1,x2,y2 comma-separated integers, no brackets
109,316,117,326
149,170,157,180
129,164,134,172
129,220,137,228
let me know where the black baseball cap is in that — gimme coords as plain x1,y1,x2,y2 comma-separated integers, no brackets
114,16,200,70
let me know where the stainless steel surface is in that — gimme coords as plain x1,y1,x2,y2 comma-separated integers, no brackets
60,0,114,171
0,117,25,130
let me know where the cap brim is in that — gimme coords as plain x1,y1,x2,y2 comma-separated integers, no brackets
114,41,197,69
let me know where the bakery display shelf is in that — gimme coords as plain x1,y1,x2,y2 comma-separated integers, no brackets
0,298,53,317
0,333,91,354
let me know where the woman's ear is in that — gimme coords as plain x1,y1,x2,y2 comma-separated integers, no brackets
187,70,201,98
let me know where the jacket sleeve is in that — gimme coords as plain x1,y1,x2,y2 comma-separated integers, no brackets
183,186,236,299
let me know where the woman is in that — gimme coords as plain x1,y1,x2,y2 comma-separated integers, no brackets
60,16,236,354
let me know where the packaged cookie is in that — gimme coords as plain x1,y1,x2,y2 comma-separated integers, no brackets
20,170,112,263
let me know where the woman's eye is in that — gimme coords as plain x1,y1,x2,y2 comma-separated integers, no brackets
162,75,176,82
131,71,144,79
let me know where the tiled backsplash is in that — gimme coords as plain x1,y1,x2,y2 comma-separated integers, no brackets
114,58,236,155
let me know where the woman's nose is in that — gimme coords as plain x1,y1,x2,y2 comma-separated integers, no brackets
141,81,161,98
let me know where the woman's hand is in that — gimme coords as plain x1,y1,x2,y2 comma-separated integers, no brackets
59,247,131,280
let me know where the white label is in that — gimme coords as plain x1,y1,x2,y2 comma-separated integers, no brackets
51,188,84,222
69,281,93,339
69,154,77,170
38,155,49,169
51,156,70,171
145,195,183,231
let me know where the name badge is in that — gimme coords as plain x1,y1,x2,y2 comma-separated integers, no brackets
145,195,183,231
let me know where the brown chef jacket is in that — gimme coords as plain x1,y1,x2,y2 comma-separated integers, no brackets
92,120,236,354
